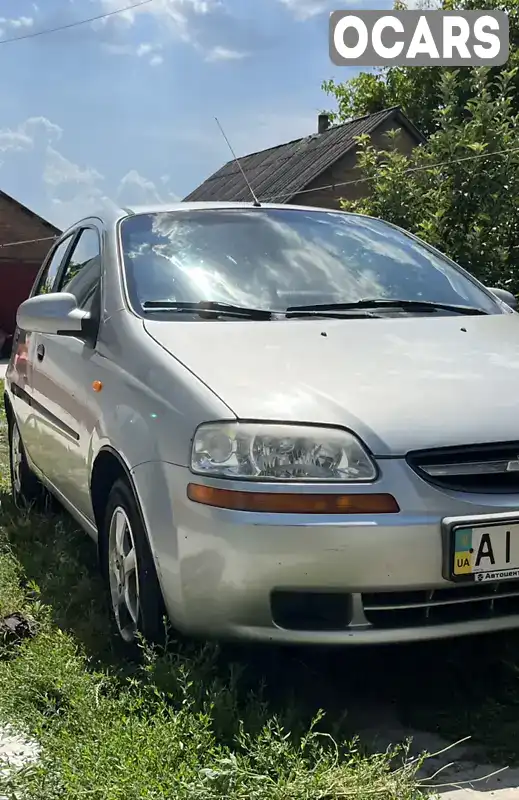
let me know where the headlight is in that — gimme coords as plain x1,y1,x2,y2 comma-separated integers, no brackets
190,422,377,481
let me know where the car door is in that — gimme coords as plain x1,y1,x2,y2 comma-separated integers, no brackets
29,224,104,521
9,234,76,458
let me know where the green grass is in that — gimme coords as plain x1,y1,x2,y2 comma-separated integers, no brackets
0,383,429,799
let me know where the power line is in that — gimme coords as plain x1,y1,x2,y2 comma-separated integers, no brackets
266,144,519,202
0,0,154,46
1,145,519,252
0,235,57,249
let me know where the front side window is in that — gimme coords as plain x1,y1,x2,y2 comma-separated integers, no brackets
59,227,101,309
120,208,501,317
34,236,73,296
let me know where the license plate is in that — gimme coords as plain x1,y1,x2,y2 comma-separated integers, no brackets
450,521,519,583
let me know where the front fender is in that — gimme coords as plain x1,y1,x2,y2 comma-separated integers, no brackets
130,460,186,629
87,338,236,473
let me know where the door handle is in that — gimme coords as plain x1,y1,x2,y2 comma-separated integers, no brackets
36,344,45,362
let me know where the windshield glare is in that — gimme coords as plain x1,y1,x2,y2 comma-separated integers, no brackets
120,208,500,316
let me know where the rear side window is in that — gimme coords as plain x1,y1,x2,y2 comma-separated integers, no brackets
34,236,73,296
58,228,101,309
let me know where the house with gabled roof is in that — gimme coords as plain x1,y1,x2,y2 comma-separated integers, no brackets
184,107,425,209
0,189,61,354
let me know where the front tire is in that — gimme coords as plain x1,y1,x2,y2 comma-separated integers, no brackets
9,418,46,510
102,478,166,647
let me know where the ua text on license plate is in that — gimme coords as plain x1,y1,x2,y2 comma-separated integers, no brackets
452,522,519,582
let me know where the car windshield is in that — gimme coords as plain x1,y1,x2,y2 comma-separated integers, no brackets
119,208,501,316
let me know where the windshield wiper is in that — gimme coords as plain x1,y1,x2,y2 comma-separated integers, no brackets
142,298,489,320
286,299,489,316
141,300,273,320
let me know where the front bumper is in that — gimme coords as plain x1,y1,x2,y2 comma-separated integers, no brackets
131,458,519,644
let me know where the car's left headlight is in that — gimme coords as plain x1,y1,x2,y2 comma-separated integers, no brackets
190,422,377,481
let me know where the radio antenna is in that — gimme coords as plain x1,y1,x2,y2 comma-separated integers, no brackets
214,116,261,207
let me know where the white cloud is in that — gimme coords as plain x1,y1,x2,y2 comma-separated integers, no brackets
0,130,33,152
8,16,34,28
205,46,247,62
98,0,216,43
0,9,35,37
22,116,62,143
104,40,164,65
136,42,155,56
100,0,215,23
277,0,331,20
44,147,103,187
0,115,179,228
117,169,179,205
99,0,239,61
0,15,34,29
51,188,118,228
0,117,62,152
278,0,360,19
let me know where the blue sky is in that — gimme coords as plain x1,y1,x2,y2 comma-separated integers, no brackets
0,0,391,230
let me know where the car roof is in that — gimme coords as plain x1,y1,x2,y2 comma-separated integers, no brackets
59,201,357,237
121,201,340,215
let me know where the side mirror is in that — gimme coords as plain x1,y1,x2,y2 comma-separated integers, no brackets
487,287,518,310
17,292,91,337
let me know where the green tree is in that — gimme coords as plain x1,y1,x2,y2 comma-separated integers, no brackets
322,0,519,138
338,66,519,292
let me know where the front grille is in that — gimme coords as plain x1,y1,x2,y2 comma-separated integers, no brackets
407,441,519,493
363,580,519,628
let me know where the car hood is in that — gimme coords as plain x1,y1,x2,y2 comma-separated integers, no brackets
143,314,519,456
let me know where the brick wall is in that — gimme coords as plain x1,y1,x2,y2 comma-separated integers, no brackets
0,261,41,342
0,191,59,263
0,192,60,346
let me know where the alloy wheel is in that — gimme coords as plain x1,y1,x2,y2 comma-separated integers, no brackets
10,422,23,496
108,506,140,642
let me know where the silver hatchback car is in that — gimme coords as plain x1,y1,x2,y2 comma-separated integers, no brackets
5,202,519,646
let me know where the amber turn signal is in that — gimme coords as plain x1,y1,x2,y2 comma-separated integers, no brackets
187,484,399,514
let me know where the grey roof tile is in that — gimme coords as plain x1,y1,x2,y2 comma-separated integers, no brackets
184,107,424,203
